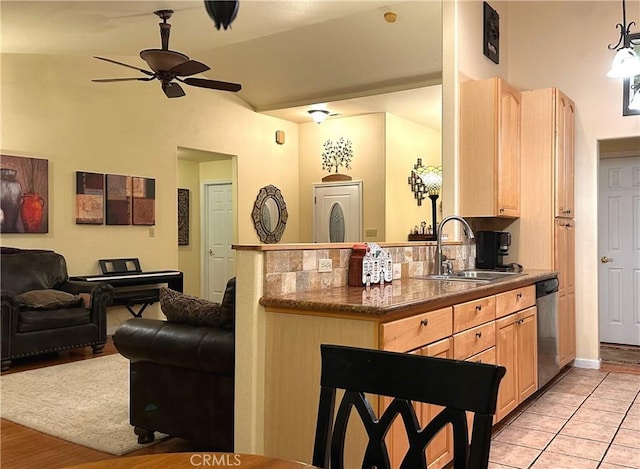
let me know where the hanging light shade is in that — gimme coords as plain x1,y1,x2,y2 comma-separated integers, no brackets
204,1,239,30
607,0,640,78
607,47,640,78
308,109,329,124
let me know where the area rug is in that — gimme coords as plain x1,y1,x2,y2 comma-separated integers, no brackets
0,354,164,455
601,343,640,364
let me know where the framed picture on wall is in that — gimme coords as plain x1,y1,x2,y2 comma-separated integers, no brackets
105,174,131,225
75,171,104,224
623,33,640,116
132,176,155,225
178,188,189,245
0,154,49,233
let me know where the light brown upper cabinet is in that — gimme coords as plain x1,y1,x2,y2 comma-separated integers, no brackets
460,77,521,218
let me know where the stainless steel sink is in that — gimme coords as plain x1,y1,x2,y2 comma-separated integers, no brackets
417,270,524,283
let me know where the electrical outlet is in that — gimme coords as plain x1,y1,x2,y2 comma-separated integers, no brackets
318,258,332,273
365,228,377,237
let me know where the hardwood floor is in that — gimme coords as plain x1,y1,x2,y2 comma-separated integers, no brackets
1,338,198,469
2,340,639,469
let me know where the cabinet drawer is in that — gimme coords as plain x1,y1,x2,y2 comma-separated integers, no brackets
496,285,536,319
467,346,496,365
381,307,452,353
453,296,496,333
453,321,496,360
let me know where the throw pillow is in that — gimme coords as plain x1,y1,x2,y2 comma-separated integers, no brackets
159,287,224,328
16,289,83,310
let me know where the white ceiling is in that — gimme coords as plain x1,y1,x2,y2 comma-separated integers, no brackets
0,0,443,129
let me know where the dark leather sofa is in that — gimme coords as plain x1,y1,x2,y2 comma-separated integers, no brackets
1,247,114,371
114,277,235,450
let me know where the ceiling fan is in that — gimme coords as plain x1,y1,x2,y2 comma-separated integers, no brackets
92,9,242,98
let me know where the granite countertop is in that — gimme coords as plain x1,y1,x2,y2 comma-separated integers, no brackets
260,270,557,322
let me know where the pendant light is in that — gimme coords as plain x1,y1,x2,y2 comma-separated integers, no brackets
607,0,640,78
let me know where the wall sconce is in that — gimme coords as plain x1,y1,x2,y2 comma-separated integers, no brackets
408,159,441,240
607,0,640,78
308,109,329,124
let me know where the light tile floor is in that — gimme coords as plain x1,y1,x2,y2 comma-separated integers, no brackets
489,368,640,469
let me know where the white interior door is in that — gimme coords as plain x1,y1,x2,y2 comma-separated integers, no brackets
598,156,640,345
313,181,362,243
204,182,234,302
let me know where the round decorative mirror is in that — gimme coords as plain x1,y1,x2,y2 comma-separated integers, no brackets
252,185,288,243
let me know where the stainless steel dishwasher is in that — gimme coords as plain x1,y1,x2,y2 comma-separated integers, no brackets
536,278,560,388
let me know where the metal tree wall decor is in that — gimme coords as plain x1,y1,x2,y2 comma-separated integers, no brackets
321,137,353,181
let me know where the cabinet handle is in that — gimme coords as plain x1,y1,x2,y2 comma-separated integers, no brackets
475,332,482,338
475,305,482,311
420,319,429,327
499,208,505,213
517,293,522,299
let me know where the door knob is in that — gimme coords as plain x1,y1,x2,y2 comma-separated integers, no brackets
209,249,215,256
600,256,613,263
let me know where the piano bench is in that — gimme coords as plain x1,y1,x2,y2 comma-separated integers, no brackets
112,290,160,318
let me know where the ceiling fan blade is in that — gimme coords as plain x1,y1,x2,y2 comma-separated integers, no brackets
93,56,154,76
170,60,210,77
163,82,186,98
92,77,154,83
182,77,242,92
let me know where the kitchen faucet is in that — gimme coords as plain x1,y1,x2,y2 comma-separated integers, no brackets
435,215,475,275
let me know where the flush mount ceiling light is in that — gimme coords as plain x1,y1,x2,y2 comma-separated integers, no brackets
308,109,330,124
607,0,640,78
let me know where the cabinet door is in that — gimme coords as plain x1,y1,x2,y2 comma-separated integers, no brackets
460,77,521,218
495,314,518,421
555,91,575,218
385,338,453,469
497,80,521,217
517,307,538,402
554,219,575,296
559,292,576,366
421,338,454,469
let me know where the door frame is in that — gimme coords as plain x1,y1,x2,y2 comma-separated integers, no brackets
201,180,234,301
312,180,363,243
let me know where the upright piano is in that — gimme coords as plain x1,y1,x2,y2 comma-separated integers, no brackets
71,258,183,317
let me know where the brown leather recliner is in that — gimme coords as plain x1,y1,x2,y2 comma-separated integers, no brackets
1,247,114,371
114,277,235,450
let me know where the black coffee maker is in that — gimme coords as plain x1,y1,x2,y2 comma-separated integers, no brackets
475,231,512,270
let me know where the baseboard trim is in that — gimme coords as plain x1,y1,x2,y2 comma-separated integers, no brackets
572,357,601,369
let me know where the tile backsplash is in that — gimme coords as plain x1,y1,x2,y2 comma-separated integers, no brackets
264,243,475,296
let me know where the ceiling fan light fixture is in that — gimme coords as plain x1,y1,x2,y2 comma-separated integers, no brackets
308,109,329,124
140,49,189,72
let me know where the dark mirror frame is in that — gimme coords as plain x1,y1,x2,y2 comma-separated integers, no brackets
251,184,288,243
623,32,640,116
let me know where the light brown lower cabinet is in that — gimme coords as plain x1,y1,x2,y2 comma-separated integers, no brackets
495,306,538,422
384,339,454,469
558,292,576,367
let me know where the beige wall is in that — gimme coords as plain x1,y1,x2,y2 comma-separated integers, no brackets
385,113,441,241
1,53,299,329
298,113,385,242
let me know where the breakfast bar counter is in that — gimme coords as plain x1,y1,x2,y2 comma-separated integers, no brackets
260,270,556,321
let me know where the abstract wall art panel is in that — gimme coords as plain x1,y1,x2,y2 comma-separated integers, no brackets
75,171,104,224
132,176,155,225
0,154,49,233
178,188,189,245
105,174,131,225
